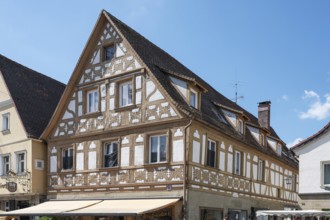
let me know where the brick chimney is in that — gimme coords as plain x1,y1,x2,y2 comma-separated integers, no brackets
258,101,271,129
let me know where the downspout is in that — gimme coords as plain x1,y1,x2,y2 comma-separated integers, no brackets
183,118,193,220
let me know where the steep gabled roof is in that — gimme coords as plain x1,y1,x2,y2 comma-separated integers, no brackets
41,10,296,168
0,54,65,139
291,121,330,151
105,11,297,168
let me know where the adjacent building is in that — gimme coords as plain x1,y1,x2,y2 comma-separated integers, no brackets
291,122,330,210
31,10,300,220
0,55,65,213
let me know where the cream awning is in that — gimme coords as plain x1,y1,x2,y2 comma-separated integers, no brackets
257,210,330,217
0,200,102,216
0,198,179,216
68,198,179,215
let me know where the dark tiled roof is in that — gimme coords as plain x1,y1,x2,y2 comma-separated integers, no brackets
105,11,297,168
0,54,65,139
291,121,330,151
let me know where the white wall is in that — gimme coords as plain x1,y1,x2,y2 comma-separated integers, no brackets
295,131,330,194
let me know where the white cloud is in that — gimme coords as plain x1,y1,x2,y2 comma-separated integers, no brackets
302,90,319,99
281,94,289,101
287,138,303,148
299,90,330,120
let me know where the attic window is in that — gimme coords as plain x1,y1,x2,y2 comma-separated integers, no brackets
238,120,244,134
104,45,115,61
260,134,265,146
189,88,198,109
277,143,282,155
2,113,10,133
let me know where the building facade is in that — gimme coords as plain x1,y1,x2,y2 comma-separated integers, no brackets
0,55,65,214
292,122,330,210
40,10,299,220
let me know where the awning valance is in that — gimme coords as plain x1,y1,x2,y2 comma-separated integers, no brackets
0,198,179,216
257,210,330,217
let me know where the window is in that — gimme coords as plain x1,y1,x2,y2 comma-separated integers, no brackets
104,142,118,168
277,143,282,155
62,148,74,170
119,81,133,107
323,162,330,186
35,159,45,170
2,113,10,131
200,208,222,220
16,152,26,174
257,160,264,181
104,45,115,61
260,134,265,146
149,135,167,163
228,209,248,220
234,151,241,175
87,89,99,113
2,155,10,175
206,139,216,168
238,120,244,134
190,89,198,108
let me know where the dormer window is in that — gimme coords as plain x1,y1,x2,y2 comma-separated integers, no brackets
189,89,198,109
277,143,282,155
104,45,115,61
260,134,265,146
238,119,244,134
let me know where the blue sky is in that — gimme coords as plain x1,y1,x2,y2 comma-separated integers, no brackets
0,1,329,147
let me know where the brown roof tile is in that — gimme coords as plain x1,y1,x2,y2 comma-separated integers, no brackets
0,54,65,139
104,11,297,168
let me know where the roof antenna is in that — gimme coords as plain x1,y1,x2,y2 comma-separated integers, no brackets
231,79,244,103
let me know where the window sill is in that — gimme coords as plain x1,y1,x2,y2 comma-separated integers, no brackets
61,169,75,172
145,161,170,167
82,111,102,118
1,129,10,135
115,104,137,112
99,166,120,171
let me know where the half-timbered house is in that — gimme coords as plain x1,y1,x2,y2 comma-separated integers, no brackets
0,55,65,214
38,10,298,220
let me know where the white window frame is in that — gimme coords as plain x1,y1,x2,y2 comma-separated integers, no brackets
149,135,167,164
87,89,99,113
189,89,198,109
103,142,118,168
234,151,241,175
62,147,74,170
257,160,264,181
321,161,330,187
2,113,10,131
1,154,10,175
119,81,133,107
207,139,216,168
15,151,26,174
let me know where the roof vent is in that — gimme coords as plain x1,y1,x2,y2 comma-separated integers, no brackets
258,101,271,129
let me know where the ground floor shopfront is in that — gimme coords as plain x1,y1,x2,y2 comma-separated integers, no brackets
186,190,299,220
